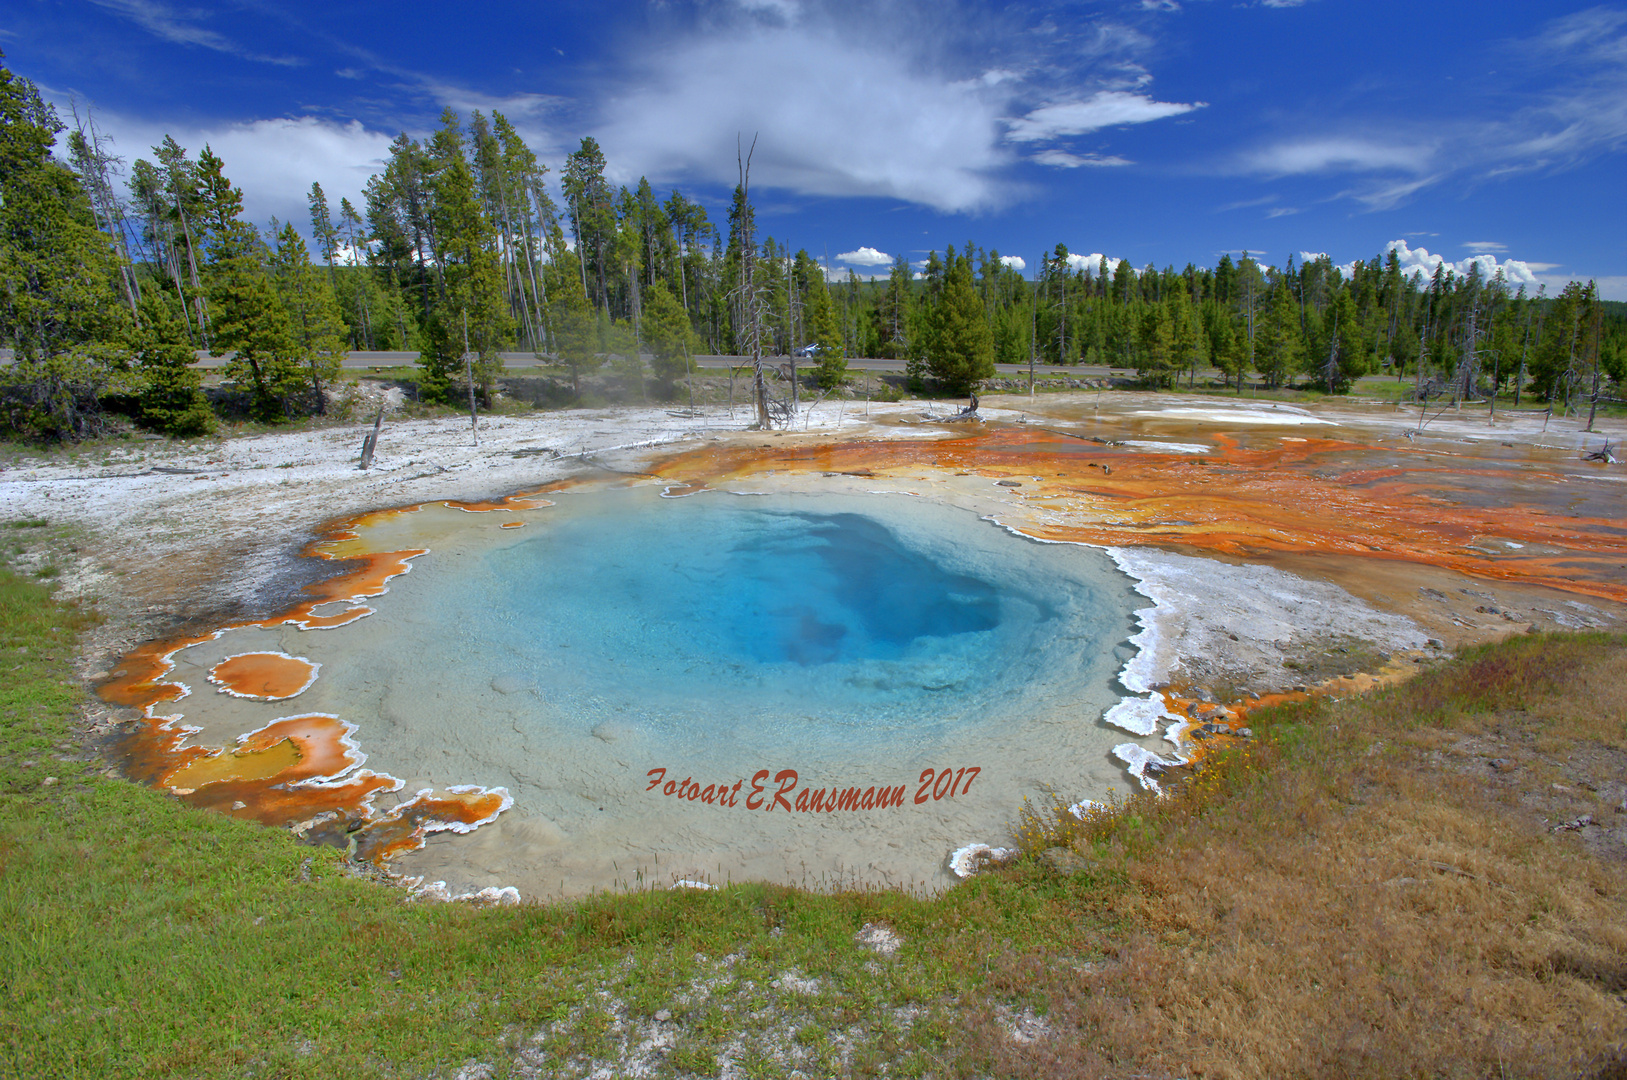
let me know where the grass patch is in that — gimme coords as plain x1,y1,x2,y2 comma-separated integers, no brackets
2,573,1624,1077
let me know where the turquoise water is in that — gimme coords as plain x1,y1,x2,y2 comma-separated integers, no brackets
157,485,1147,898
460,489,1113,743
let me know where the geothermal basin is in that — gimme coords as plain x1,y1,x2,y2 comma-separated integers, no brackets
62,391,1627,902
100,481,1158,899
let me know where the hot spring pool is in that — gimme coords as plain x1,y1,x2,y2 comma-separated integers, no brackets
123,484,1153,898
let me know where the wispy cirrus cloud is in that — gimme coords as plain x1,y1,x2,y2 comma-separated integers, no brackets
1032,149,1132,168
1238,137,1435,176
1229,6,1627,210
87,0,304,66
1007,90,1203,142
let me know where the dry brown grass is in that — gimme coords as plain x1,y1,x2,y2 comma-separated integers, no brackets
964,633,1627,1080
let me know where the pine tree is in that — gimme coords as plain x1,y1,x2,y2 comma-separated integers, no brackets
0,57,133,439
307,181,340,298
418,109,512,405
641,280,695,387
151,136,211,344
872,254,913,360
1317,290,1365,393
270,223,347,411
1529,280,1594,406
1135,303,1174,387
129,290,213,435
922,250,995,394
1168,292,1208,387
65,106,141,321
563,137,613,311
335,196,384,349
794,252,845,388
1255,276,1302,389
198,153,301,418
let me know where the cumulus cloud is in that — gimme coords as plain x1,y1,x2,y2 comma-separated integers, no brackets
595,26,1016,213
565,5,1200,214
1032,149,1132,168
1337,240,1559,291
1063,252,1126,274
999,255,1026,270
838,246,892,267
1007,90,1203,142
54,103,393,232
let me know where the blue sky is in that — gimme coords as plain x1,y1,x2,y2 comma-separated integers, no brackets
9,0,1625,296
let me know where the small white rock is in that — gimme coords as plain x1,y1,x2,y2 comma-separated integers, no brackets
855,922,903,956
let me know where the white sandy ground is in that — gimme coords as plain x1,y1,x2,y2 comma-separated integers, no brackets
4,387,1623,896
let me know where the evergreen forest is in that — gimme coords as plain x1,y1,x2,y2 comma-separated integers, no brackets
3,57,1623,441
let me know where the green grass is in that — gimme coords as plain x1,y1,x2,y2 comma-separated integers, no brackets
0,568,1123,1077
4,568,1623,1078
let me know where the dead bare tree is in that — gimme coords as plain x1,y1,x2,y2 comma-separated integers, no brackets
1584,290,1604,433
1322,305,1340,395
358,405,385,469
734,135,771,429
1451,298,1483,409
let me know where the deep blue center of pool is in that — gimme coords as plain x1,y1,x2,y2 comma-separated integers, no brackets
714,511,1003,664
464,491,1123,733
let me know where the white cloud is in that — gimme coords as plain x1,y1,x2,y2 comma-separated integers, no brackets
595,26,1016,213
1240,137,1435,176
999,255,1026,271
1218,194,1279,212
1353,241,1626,300
1007,90,1203,142
1066,252,1125,274
1265,206,1301,218
837,246,892,267
1230,8,1626,209
53,103,393,233
1032,149,1132,168
1342,239,1544,290
1338,173,1448,212
734,0,801,17
1463,241,1507,254
87,0,303,66
1581,276,1627,302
